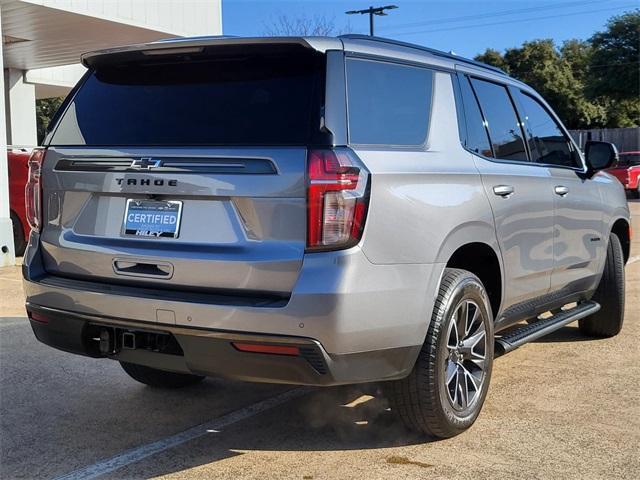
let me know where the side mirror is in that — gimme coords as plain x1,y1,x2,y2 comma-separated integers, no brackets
585,141,618,174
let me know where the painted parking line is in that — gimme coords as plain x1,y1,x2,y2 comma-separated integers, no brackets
628,255,640,265
54,387,312,480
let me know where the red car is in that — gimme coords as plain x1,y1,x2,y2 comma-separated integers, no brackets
605,151,640,199
8,148,32,255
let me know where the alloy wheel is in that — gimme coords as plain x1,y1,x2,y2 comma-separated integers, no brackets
444,299,488,411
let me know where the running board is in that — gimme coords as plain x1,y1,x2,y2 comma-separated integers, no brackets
495,301,601,355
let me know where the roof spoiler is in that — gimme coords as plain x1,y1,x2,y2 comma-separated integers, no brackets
81,36,343,68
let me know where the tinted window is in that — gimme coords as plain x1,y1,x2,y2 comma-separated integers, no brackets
470,78,528,161
619,154,640,167
346,58,433,145
50,51,324,146
517,92,579,168
457,76,493,157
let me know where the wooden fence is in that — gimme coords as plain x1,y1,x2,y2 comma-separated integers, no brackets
569,128,640,152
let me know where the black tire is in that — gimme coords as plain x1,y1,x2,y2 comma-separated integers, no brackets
120,362,205,389
579,233,625,337
385,268,494,438
10,211,27,256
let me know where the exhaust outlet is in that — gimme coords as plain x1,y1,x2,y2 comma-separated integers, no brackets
98,328,115,355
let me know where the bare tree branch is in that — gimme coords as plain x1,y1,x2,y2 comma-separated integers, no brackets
263,14,351,36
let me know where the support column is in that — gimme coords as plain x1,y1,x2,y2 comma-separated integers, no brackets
6,68,37,147
0,7,17,267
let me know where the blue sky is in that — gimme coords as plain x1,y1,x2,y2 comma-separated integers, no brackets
222,0,638,58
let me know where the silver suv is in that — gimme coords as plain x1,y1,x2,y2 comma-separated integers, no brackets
23,35,631,438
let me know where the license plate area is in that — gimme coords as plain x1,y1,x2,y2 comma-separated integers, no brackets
123,199,182,238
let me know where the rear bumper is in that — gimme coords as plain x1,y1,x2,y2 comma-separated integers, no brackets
23,235,444,385
27,304,420,386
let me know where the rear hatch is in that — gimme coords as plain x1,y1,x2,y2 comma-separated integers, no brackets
39,42,329,300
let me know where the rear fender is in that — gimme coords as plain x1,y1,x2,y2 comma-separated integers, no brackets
434,221,505,313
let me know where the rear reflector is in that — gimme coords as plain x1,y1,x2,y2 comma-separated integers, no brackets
29,311,49,324
232,342,300,356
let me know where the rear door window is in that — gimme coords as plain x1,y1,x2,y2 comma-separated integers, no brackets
470,78,528,162
456,76,493,157
515,91,581,168
49,49,325,146
346,58,433,146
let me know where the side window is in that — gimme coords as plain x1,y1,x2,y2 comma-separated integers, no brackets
470,78,528,162
346,58,433,146
456,76,493,157
516,92,580,168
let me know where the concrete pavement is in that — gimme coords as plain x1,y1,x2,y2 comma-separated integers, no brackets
1,201,639,480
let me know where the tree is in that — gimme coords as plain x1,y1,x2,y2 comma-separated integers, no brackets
560,39,592,85
263,14,350,36
477,40,605,128
36,97,64,144
475,48,510,74
587,11,640,127
473,10,640,129
510,40,606,128
588,11,640,101
595,97,640,128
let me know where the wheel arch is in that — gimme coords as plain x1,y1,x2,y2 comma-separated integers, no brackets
444,242,503,320
434,222,503,319
611,217,631,264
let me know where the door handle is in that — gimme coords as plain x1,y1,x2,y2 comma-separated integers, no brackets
493,185,515,197
113,258,173,279
554,185,569,196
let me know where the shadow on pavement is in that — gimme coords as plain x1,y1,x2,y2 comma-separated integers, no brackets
0,316,429,479
531,325,600,343
106,385,431,479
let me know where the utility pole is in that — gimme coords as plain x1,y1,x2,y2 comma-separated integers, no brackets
345,5,398,36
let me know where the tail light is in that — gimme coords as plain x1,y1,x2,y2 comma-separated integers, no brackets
28,310,49,324
25,148,46,232
306,148,369,251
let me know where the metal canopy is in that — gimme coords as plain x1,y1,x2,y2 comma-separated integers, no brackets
1,0,177,70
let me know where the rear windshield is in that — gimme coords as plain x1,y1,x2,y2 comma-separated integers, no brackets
49,49,325,146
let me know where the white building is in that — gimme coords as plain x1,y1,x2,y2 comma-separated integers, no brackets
0,0,223,266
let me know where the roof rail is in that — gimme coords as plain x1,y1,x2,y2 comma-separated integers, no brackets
338,34,507,75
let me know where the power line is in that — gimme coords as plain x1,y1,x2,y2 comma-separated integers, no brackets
346,5,398,36
379,0,605,32
389,4,638,37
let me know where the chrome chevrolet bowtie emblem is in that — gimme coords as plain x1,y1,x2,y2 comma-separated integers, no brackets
131,158,162,169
